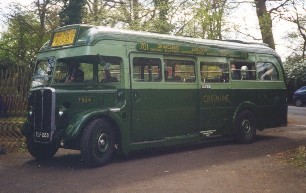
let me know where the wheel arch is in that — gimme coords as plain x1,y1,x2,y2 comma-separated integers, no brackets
232,101,262,130
64,109,127,153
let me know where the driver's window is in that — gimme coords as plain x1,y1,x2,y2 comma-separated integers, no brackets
54,62,68,81
54,61,93,83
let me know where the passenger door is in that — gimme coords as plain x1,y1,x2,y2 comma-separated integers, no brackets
199,57,231,136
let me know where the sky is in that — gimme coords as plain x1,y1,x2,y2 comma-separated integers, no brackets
0,0,34,31
0,0,299,61
224,1,298,60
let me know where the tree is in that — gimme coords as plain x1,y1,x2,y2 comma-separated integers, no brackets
254,0,276,49
226,0,290,49
59,0,86,25
34,0,61,46
0,1,62,67
284,55,306,99
83,0,110,26
112,0,155,31
175,0,227,39
280,0,306,60
152,0,174,34
0,12,41,65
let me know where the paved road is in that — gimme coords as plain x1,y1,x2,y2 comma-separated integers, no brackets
0,106,306,193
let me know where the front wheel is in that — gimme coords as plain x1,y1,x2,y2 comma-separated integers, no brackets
26,135,59,160
81,119,115,167
234,110,256,144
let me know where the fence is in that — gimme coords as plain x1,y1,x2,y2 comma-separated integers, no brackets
0,66,32,152
0,67,32,117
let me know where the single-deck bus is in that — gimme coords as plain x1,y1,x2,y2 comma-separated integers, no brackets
22,24,287,167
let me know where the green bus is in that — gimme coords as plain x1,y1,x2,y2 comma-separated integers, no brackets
22,24,287,167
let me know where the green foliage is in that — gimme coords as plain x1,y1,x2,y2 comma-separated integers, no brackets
175,0,226,39
83,0,109,26
284,55,306,100
0,13,44,65
59,0,86,26
284,55,306,83
151,0,174,34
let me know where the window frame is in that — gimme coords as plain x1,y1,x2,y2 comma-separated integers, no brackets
164,59,196,83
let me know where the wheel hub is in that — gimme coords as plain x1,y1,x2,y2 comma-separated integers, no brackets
241,119,251,133
97,133,109,153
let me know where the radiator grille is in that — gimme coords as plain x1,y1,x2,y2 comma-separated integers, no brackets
29,88,54,143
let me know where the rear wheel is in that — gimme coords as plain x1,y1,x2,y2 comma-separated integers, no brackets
295,99,303,107
234,110,256,144
26,135,59,160
81,119,115,167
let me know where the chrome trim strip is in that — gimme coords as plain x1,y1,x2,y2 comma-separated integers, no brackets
55,89,117,94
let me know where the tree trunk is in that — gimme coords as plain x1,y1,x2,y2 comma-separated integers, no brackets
254,0,275,50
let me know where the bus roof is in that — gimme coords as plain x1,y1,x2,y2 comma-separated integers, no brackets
42,24,279,58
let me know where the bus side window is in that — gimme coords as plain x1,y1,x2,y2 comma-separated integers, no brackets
164,59,195,82
201,62,229,83
230,61,256,80
257,62,279,81
133,57,161,82
256,54,282,81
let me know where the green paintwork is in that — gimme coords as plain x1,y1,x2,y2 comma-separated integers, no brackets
23,24,287,156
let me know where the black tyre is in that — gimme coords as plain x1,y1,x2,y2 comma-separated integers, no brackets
81,119,115,167
26,135,59,160
234,110,256,144
295,99,303,107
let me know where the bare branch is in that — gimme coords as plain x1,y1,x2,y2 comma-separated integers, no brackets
268,0,290,14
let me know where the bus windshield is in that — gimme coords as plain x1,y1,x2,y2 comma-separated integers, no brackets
32,57,56,87
32,55,121,87
54,55,121,84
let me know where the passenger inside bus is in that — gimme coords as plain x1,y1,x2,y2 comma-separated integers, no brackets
230,64,240,80
102,63,118,82
240,65,249,80
67,63,84,82
261,67,274,80
220,71,229,82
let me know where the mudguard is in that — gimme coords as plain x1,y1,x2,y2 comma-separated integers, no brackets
21,121,33,137
232,101,264,129
64,108,129,154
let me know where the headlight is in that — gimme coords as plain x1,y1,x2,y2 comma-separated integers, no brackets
58,107,64,117
29,106,33,116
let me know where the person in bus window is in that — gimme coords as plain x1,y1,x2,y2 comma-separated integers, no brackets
67,63,84,82
220,70,229,82
240,65,249,80
231,64,240,80
261,67,274,80
103,63,118,82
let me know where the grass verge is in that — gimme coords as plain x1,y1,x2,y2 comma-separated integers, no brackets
279,146,306,170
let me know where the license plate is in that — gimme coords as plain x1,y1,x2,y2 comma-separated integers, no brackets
51,28,77,47
35,131,50,140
